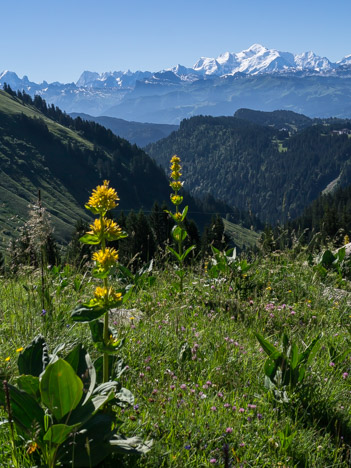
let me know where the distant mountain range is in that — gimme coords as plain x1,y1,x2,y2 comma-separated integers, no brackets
69,113,178,147
1,44,351,123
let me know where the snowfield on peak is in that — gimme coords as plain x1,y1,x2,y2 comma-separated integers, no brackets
191,44,335,76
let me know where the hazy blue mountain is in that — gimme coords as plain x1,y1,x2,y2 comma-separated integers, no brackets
69,113,178,146
1,44,351,123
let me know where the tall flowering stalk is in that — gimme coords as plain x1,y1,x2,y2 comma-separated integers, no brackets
166,155,195,291
71,181,127,382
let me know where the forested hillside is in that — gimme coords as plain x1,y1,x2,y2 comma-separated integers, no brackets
146,114,351,223
0,88,171,248
69,112,178,147
283,183,351,245
0,88,258,251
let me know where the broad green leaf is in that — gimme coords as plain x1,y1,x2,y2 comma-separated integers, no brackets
172,225,187,243
89,321,124,354
14,375,40,401
225,247,235,257
290,343,299,370
282,333,289,354
321,250,335,267
66,391,115,426
166,245,182,262
255,333,278,356
181,205,188,221
114,358,128,379
17,335,49,377
0,384,44,433
335,247,345,263
93,381,120,396
298,366,307,383
43,423,79,446
84,204,106,216
106,231,128,241
58,413,115,467
40,359,83,421
181,245,196,262
65,345,96,405
115,388,134,408
110,435,153,454
64,344,83,374
89,320,104,344
300,334,322,366
79,233,100,245
211,245,221,255
264,350,283,381
71,304,107,322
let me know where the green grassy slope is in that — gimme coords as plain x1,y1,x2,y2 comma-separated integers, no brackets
222,218,260,249
0,90,171,250
0,91,92,248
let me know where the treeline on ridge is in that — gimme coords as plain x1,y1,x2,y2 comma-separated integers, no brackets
260,183,351,252
7,201,232,273
146,113,351,224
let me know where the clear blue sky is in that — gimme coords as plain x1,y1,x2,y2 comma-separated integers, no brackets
1,0,350,83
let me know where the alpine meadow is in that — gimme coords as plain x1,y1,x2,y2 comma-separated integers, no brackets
2,31,351,468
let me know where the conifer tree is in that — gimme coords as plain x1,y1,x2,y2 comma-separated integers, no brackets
201,215,229,256
66,219,93,268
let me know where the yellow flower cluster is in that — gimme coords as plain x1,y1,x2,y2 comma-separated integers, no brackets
170,155,183,210
170,154,181,164
89,218,122,238
170,180,183,191
87,180,119,214
93,248,119,270
170,194,183,206
171,171,182,181
170,155,182,182
94,286,122,303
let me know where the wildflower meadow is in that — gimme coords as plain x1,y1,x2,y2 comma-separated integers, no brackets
1,156,351,467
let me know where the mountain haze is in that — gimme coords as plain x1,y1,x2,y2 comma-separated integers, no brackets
69,113,178,147
1,45,351,123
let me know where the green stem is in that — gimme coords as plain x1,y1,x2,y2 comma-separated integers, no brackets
178,235,183,292
100,215,109,383
103,308,109,382
175,191,184,292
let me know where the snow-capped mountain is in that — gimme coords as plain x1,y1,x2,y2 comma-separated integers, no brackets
75,70,153,88
338,54,351,67
1,45,351,124
192,44,335,76
1,44,349,92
